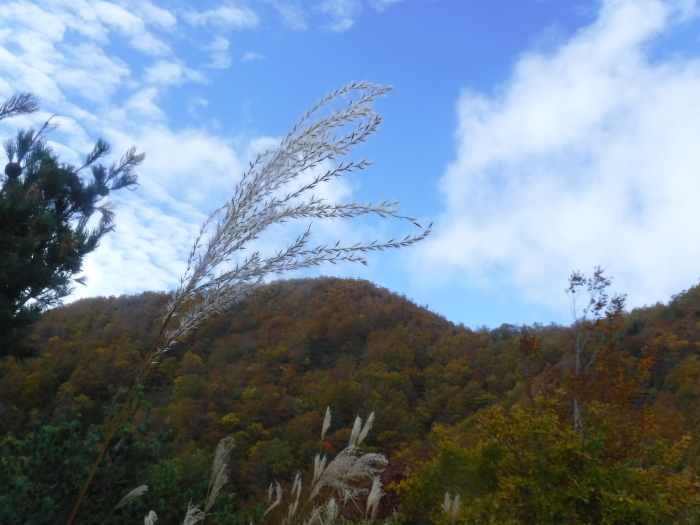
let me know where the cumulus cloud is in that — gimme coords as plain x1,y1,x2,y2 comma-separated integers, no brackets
417,0,700,312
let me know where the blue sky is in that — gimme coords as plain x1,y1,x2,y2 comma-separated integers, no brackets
2,0,700,329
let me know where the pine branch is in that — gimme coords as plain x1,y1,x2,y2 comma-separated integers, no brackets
0,93,39,121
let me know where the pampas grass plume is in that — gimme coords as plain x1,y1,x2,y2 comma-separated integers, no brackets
69,83,426,524
357,411,375,446
367,476,383,520
205,434,235,512
442,492,461,524
182,502,206,525
321,407,332,442
114,485,148,510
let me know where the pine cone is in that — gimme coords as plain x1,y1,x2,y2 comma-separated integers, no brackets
98,186,110,197
5,162,22,178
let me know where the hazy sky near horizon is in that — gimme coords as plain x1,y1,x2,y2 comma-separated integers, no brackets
2,0,700,329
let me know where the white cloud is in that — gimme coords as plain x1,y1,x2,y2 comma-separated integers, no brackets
319,0,362,32
180,5,259,70
60,44,132,102
72,197,202,299
94,1,171,55
126,0,178,29
0,0,181,105
269,0,308,31
242,51,265,62
0,0,394,305
370,0,408,11
67,121,255,299
183,5,259,30
143,59,206,86
123,87,166,121
417,0,700,312
205,36,232,69
124,125,246,206
0,0,270,302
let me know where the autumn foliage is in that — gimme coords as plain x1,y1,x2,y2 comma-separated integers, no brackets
2,276,700,523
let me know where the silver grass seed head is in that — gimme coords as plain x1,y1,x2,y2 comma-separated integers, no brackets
321,406,332,442
115,485,148,510
313,453,327,486
324,497,339,521
442,492,452,513
304,506,323,525
151,82,427,382
367,476,383,520
292,471,302,498
451,494,462,524
349,415,362,447
264,482,283,516
357,411,375,446
206,435,235,512
182,503,206,525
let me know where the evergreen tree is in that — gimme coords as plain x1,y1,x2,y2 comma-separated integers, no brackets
0,93,143,359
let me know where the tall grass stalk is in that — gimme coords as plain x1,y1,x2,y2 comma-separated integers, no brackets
137,410,384,524
441,493,461,524
263,409,387,524
66,82,429,524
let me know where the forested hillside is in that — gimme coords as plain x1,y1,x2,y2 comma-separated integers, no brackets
3,276,700,523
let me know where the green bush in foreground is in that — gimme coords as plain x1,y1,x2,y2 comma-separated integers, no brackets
398,398,700,525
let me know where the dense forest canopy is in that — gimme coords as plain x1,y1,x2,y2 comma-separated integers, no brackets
3,276,700,523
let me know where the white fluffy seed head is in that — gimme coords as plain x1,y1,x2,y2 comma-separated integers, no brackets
115,485,148,510
357,411,375,446
182,503,206,525
321,406,332,442
367,476,383,520
349,415,362,447
205,435,235,512
151,83,429,360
